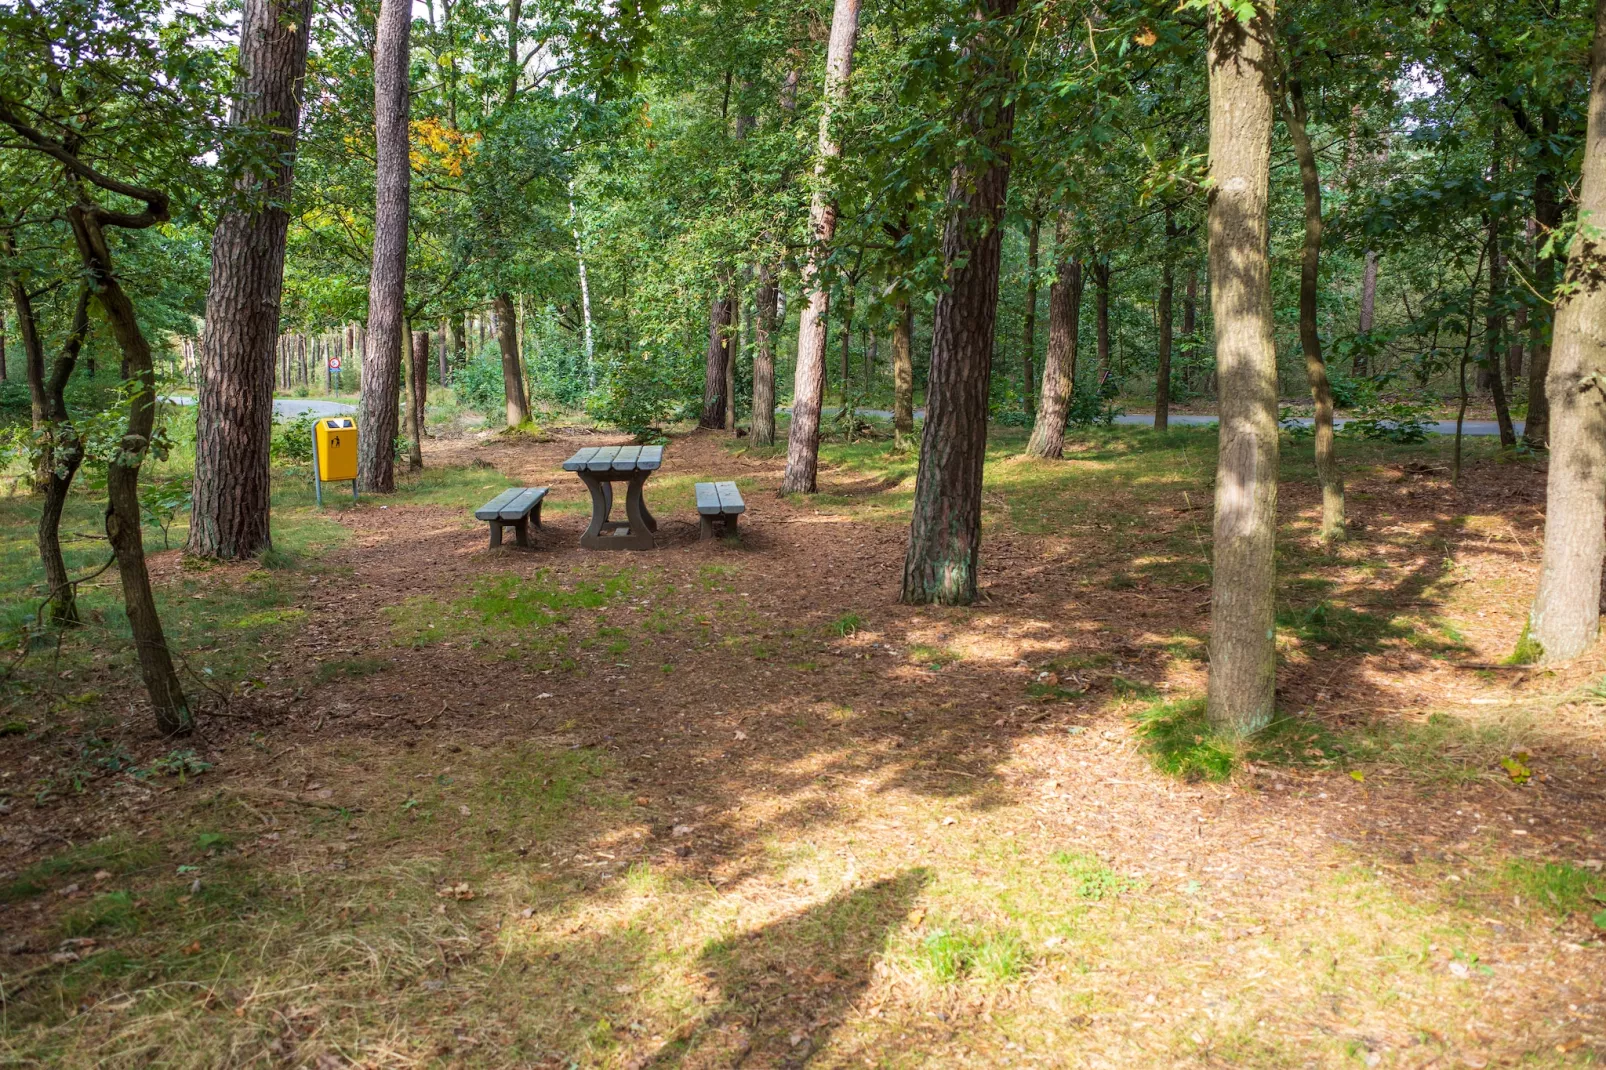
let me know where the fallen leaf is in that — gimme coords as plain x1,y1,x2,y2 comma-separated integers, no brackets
437,882,475,901
1349,771,1365,782
182,940,203,955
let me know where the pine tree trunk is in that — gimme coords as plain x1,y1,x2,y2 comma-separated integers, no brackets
1283,79,1344,541
1205,0,1279,737
701,293,733,428
725,282,739,430
1485,210,1517,448
892,296,914,438
900,0,1017,606
781,0,862,493
839,283,855,392
752,265,778,446
69,205,191,735
1355,249,1378,376
357,0,411,493
1182,266,1198,391
410,327,430,453
1022,216,1040,419
1027,220,1081,459
1526,0,1606,663
494,292,530,426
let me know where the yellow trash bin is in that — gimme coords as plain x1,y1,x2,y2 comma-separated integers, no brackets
312,417,358,505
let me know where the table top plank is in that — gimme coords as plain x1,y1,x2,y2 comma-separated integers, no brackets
613,445,643,471
637,445,664,471
715,481,746,514
587,445,623,471
474,487,522,520
562,446,600,472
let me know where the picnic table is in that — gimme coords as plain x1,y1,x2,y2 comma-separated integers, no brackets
561,445,663,550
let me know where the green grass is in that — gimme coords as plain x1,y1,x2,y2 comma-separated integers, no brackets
0,836,162,905
1492,860,1605,920
1133,699,1343,782
384,568,638,649
830,612,864,637
1050,851,1144,901
916,925,1029,983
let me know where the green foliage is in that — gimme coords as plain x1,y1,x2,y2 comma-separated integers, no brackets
270,414,317,466
1341,398,1437,444
1066,375,1123,431
1050,851,1143,901
1508,623,1543,666
916,926,1028,983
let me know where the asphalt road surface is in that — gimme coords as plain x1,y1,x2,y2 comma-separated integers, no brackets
163,396,357,419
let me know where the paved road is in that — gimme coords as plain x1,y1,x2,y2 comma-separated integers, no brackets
833,407,1518,438
163,396,357,419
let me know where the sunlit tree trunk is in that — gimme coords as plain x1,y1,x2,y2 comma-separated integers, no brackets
1205,0,1279,737
1027,218,1081,458
1526,0,1606,663
357,0,411,493
780,0,862,493
892,295,914,438
494,292,529,427
1022,215,1040,420
901,0,1018,606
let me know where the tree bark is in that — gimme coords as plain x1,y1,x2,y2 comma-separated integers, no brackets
725,281,739,429
1155,214,1176,431
780,0,862,493
1022,215,1040,419
900,0,1018,606
1485,210,1517,448
1182,266,1198,391
357,0,411,493
1093,255,1111,379
1526,0,1606,663
1283,78,1344,541
701,292,734,428
410,327,430,457
1027,229,1082,458
493,292,529,426
16,279,91,625
752,264,778,445
892,295,914,438
401,324,422,467
69,205,191,735
1526,133,1561,450
1355,249,1378,376
1205,0,1280,737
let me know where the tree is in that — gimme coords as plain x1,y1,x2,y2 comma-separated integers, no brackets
1204,0,1280,736
751,263,778,445
901,0,1019,606
701,292,733,428
1027,218,1082,458
357,0,411,494
780,0,862,494
1523,0,1606,664
1280,75,1344,541
1021,215,1041,419
495,293,531,426
188,0,314,560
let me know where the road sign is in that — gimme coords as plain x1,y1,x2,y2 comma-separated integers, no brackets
327,355,342,370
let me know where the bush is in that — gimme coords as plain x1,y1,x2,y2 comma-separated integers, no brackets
1342,398,1436,444
1067,374,1122,430
270,413,316,464
453,348,509,420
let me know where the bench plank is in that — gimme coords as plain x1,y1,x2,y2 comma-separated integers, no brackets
715,481,745,514
474,487,523,520
637,445,664,471
586,445,622,471
695,482,722,515
562,446,600,472
498,486,548,520
612,445,643,470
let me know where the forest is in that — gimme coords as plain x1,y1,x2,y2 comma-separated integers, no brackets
2,0,1606,1065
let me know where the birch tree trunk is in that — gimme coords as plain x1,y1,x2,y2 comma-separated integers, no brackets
357,0,411,493
780,0,862,493
1205,0,1280,736
901,0,1018,606
1525,0,1606,663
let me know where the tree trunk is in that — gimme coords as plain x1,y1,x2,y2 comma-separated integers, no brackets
15,279,91,625
752,265,778,446
780,0,862,493
1182,266,1198,391
892,295,914,438
410,326,430,451
1526,0,1606,663
865,328,876,383
1355,249,1378,376
449,314,465,377
701,292,734,428
1022,215,1040,419
1155,214,1176,431
1205,1,1279,737
1283,78,1344,541
1526,138,1561,450
357,0,411,493
839,282,855,392
494,292,530,426
725,281,739,429
1094,255,1111,380
68,206,191,735
1485,210,1517,448
1027,220,1082,458
900,0,1017,606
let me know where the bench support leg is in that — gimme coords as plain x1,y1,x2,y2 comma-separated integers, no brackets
726,513,738,536
513,517,530,547
700,516,714,540
531,501,543,529
489,521,503,549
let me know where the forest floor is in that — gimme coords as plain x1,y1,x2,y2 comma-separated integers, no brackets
0,421,1603,1068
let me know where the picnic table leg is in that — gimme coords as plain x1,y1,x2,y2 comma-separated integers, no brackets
638,493,658,532
620,473,657,549
577,470,611,549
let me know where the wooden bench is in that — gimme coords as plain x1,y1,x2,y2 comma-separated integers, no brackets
695,481,745,539
474,486,548,548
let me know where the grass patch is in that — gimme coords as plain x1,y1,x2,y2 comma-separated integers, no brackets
385,569,636,649
1492,860,1606,921
0,836,161,904
908,644,959,670
1507,622,1543,665
916,925,1029,983
1133,699,1341,782
1050,851,1144,900
1276,600,1418,653
61,891,140,938
831,612,864,638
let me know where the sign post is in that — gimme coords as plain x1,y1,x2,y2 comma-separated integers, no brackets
328,353,342,397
